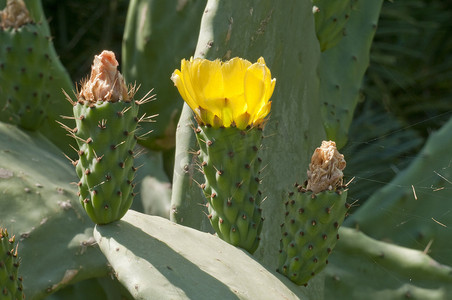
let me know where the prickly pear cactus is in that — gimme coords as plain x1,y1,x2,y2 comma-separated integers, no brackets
0,0,52,130
278,141,349,285
65,50,153,225
122,0,205,151
312,0,355,52
195,126,264,253
171,56,275,253
0,228,24,300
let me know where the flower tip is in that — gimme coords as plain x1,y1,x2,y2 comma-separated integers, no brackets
80,50,129,103
257,57,266,65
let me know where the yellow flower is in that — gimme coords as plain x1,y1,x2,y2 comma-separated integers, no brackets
171,57,276,129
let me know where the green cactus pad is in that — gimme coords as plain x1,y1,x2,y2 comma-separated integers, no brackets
278,184,349,286
0,22,52,130
312,0,355,52
195,125,264,253
0,228,24,300
72,99,140,225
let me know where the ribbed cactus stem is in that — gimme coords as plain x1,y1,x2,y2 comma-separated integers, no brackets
65,50,154,225
278,140,349,286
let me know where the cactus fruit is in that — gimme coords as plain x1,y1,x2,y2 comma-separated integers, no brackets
171,56,275,253
0,228,24,300
278,141,349,285
312,0,355,52
0,0,54,130
65,50,154,225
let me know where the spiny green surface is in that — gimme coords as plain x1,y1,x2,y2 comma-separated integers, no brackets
312,0,355,52
196,126,263,253
0,0,75,154
0,122,108,299
278,185,348,286
72,100,139,225
325,227,452,299
0,228,24,300
0,22,52,130
122,0,205,151
318,0,383,149
94,209,309,300
345,114,452,267
171,3,326,288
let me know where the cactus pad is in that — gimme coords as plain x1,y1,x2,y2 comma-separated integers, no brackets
278,140,349,285
196,125,264,253
66,50,153,225
0,0,53,130
0,228,24,300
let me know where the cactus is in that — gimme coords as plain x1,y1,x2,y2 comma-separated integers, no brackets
317,0,383,149
0,0,52,130
326,227,452,299
64,50,154,225
312,0,355,52
278,141,349,285
6,0,452,299
94,209,309,299
0,0,75,153
0,122,110,298
0,228,24,300
171,56,275,253
122,0,205,152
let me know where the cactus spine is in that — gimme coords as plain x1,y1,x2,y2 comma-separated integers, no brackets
278,141,349,285
65,50,154,225
0,228,24,300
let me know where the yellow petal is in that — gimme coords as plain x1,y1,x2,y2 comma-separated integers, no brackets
244,62,266,120
171,70,200,118
181,58,207,109
253,101,272,126
235,111,251,129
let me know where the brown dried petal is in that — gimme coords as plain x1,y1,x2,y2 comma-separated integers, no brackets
0,0,31,29
80,50,129,103
306,140,346,194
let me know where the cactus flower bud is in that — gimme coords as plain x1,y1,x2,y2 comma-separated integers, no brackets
306,140,346,194
80,50,129,103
